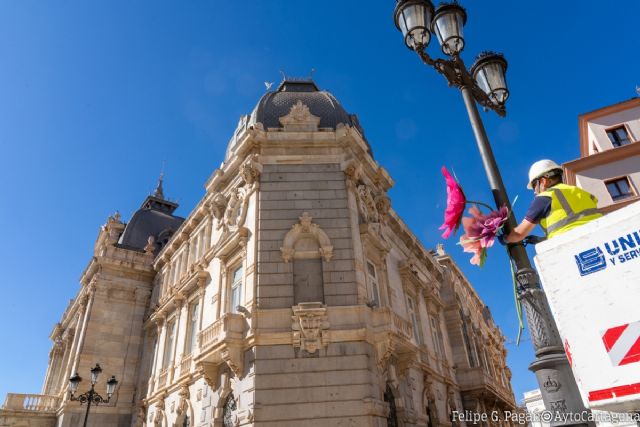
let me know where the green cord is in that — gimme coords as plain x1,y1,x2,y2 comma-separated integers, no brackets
508,253,525,345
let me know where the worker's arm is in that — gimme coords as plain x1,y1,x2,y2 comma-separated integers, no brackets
502,195,551,243
505,219,537,243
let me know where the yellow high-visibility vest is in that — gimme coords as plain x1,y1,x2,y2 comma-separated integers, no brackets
539,183,603,238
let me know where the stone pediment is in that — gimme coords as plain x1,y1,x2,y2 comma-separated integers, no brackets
278,100,321,132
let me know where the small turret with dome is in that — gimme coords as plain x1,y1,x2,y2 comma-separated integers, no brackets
117,173,184,253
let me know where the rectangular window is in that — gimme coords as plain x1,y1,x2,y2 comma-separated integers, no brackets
230,265,243,313
606,177,634,201
460,313,478,367
162,320,176,369
366,261,380,307
606,126,632,147
430,316,445,357
406,296,423,345
185,301,200,354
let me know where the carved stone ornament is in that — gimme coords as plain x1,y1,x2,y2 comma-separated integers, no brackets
108,211,122,224
376,336,395,370
144,235,156,254
152,395,165,427
217,186,252,233
208,192,228,222
356,184,380,224
196,361,218,388
343,160,362,187
153,409,163,427
175,384,190,418
134,404,146,427
278,100,321,132
220,346,244,378
239,155,262,186
292,302,330,354
280,212,333,263
102,212,125,246
374,193,391,218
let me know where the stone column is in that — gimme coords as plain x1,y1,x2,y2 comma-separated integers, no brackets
197,278,207,333
148,318,164,394
205,211,214,252
216,265,227,319
185,240,193,271
161,265,170,297
54,330,77,394
181,238,190,276
343,161,369,305
169,298,184,383
155,317,167,389
42,334,62,395
61,285,95,402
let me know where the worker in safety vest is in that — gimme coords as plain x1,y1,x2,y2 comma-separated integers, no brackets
499,159,602,244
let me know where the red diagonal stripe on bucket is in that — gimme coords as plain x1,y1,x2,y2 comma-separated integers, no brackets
602,324,628,351
589,382,640,402
619,336,640,366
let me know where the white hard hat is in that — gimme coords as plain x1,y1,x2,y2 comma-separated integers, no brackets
527,159,562,189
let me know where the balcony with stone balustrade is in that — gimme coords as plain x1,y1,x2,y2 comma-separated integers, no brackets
456,365,515,408
1,393,60,425
194,312,247,379
2,394,60,413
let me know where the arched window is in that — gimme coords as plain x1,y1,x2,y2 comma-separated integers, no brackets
222,394,236,427
384,386,398,427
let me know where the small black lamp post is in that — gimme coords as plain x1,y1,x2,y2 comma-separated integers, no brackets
69,364,118,427
393,1,593,425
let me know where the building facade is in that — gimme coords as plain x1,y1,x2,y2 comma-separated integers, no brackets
563,97,640,213
1,79,515,427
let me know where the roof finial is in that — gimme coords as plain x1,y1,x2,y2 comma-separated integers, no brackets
309,68,316,79
279,70,287,82
154,162,165,199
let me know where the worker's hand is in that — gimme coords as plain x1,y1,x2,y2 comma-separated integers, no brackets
523,235,546,246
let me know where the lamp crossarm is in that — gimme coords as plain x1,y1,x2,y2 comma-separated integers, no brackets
69,388,110,405
414,46,506,117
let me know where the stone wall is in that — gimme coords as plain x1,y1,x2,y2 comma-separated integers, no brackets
253,343,382,427
257,163,357,308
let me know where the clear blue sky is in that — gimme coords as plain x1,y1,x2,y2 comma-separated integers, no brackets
1,0,638,404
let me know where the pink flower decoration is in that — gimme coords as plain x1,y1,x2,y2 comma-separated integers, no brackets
459,205,509,266
439,166,466,239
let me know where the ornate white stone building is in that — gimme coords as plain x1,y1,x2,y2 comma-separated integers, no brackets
1,79,515,427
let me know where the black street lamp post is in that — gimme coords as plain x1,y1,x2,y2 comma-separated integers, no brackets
68,364,118,427
393,1,593,425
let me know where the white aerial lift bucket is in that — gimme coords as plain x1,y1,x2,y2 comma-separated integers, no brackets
534,200,640,413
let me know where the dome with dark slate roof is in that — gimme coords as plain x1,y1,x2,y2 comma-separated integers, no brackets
225,79,370,159
117,178,185,254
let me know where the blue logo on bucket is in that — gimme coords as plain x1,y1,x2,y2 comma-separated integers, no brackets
574,247,607,276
